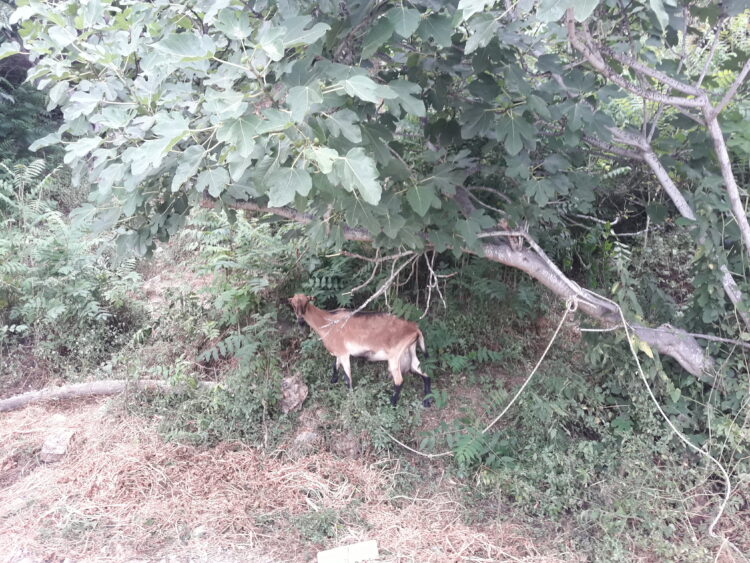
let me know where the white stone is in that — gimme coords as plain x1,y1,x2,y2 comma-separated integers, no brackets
39,428,75,463
316,540,379,563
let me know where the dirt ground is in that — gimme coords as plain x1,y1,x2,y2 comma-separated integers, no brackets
0,397,579,563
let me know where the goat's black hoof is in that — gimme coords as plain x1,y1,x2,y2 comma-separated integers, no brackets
330,375,339,384
422,396,434,408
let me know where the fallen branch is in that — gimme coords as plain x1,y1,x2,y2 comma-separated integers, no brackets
0,380,217,413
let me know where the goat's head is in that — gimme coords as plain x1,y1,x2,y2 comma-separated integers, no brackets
288,293,314,326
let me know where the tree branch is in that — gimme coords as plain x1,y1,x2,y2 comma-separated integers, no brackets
565,11,704,109
601,46,702,97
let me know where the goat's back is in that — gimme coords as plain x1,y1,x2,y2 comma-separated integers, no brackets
320,310,420,354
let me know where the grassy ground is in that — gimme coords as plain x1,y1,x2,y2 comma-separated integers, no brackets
2,230,748,562
0,398,578,562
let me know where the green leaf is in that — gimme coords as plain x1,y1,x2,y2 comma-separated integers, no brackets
406,184,440,216
214,9,253,40
204,88,247,120
287,85,322,122
465,14,498,55
527,94,551,120
217,115,259,157
153,33,216,61
227,149,254,181
216,115,260,158
573,0,600,21
97,162,125,195
64,90,102,119
334,148,381,205
48,25,75,48
382,212,407,239
388,80,425,117
649,0,669,29
326,109,362,143
417,14,453,48
496,114,535,156
361,17,394,58
0,41,20,61
341,75,382,104
386,6,420,38
536,0,571,23
255,109,292,134
266,167,312,207
63,137,101,165
257,24,285,61
361,123,394,166
307,146,339,174
542,154,570,174
9,5,37,25
171,145,204,192
153,113,189,147
196,166,230,198
282,17,330,47
29,132,61,152
457,0,493,21
91,206,121,234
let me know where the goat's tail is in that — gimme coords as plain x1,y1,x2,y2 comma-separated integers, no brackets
417,330,428,358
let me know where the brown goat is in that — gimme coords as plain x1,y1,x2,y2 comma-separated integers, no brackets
288,294,433,406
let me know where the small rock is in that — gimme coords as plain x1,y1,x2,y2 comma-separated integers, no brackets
280,375,308,414
40,429,75,463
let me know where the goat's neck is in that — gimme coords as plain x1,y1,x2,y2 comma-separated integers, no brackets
302,304,331,335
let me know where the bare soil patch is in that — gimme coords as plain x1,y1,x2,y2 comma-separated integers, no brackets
1,399,577,562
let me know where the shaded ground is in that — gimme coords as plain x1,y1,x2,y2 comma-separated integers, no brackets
1,398,578,563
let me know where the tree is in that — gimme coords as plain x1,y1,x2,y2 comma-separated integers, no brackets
6,0,750,377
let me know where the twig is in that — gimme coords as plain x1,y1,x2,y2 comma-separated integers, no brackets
420,251,448,319
321,254,417,331
465,190,508,216
465,185,513,205
338,249,415,263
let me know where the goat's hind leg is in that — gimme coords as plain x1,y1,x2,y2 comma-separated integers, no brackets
331,357,339,384
410,350,433,407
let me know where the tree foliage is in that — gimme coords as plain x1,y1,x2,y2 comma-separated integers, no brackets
5,0,750,374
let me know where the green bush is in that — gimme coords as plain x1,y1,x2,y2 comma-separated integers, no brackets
1,162,146,375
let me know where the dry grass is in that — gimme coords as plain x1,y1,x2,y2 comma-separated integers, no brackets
0,398,577,562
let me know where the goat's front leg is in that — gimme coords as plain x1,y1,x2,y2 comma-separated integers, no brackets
339,355,352,389
331,357,339,384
